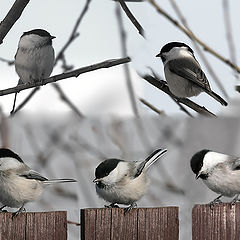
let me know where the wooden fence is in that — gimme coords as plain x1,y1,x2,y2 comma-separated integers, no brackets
1,204,240,239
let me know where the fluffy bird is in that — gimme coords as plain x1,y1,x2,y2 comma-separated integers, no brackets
156,42,227,106
93,148,167,212
0,148,76,217
191,149,240,206
12,29,55,113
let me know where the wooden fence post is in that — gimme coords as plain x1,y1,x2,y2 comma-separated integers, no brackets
192,203,240,240
81,207,179,240
0,211,67,240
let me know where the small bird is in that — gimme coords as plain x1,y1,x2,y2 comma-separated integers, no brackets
93,148,167,212
156,42,227,106
0,148,76,217
190,149,240,206
12,29,55,114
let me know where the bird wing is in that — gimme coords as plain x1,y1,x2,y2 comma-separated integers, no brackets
19,169,48,181
168,58,211,91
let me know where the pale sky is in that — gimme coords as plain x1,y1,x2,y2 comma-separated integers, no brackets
0,0,239,116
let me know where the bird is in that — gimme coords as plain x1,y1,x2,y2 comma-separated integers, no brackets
93,148,167,212
156,42,227,106
12,29,55,114
0,148,76,217
190,149,240,207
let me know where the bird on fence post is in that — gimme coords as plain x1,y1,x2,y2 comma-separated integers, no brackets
12,29,55,115
191,149,240,208
0,148,77,218
93,148,167,213
156,42,228,106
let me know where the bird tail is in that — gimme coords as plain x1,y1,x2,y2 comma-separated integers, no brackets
43,179,77,184
135,149,167,178
207,90,228,106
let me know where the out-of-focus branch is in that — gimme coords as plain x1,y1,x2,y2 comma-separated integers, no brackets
0,57,131,97
0,108,9,148
0,0,30,44
116,5,139,117
169,0,229,99
116,0,145,37
139,97,166,115
222,0,239,82
142,74,216,117
149,0,240,74
52,83,84,118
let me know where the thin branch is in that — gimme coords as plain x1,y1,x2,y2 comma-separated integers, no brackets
0,57,131,97
52,83,84,118
142,74,216,117
169,0,229,99
222,0,239,81
0,57,14,66
149,0,240,74
116,5,139,117
0,0,30,44
116,0,145,37
67,220,81,226
139,97,166,115
54,0,92,64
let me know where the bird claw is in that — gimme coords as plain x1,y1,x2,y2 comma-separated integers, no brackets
209,198,222,209
104,203,119,208
124,203,137,215
12,206,25,219
230,195,239,208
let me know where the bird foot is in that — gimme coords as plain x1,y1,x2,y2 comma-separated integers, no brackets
124,203,137,215
209,198,222,209
104,203,119,208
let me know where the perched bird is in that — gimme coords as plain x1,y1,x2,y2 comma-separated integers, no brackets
12,29,55,114
0,148,76,217
156,42,227,106
190,149,240,206
93,148,167,212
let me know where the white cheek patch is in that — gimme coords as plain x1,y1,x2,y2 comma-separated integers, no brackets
0,157,22,171
166,47,193,62
103,162,130,184
201,152,229,173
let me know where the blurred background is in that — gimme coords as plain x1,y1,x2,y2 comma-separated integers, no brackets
1,0,240,239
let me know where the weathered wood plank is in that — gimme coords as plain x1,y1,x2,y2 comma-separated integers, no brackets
0,211,67,240
192,203,240,240
81,207,179,240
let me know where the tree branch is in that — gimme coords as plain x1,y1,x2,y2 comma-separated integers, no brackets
149,0,240,74
139,97,166,115
142,74,216,117
0,57,131,96
116,0,145,37
0,0,30,44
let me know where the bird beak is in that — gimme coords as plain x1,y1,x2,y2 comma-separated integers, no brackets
156,53,161,58
93,178,99,183
195,172,201,179
51,36,56,40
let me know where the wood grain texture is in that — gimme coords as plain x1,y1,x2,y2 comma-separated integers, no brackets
0,211,67,240
81,207,179,240
192,203,240,240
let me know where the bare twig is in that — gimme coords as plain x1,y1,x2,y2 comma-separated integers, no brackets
116,5,139,117
67,220,81,226
169,0,229,98
149,0,240,73
116,0,145,37
0,57,14,65
52,83,84,118
222,0,239,81
139,97,166,115
0,57,131,97
0,0,30,44
142,74,216,117
54,0,92,65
